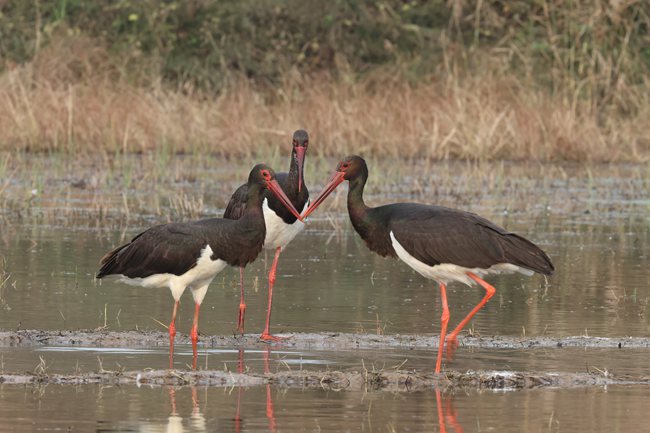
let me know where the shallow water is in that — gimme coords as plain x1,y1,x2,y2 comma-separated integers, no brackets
1,156,649,431
1,384,649,432
1,219,648,338
2,344,649,377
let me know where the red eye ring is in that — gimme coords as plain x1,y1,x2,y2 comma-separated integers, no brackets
261,169,271,179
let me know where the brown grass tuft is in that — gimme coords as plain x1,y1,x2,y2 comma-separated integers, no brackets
1,36,648,162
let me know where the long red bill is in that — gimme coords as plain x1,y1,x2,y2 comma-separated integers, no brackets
301,171,346,219
295,146,306,193
266,179,304,222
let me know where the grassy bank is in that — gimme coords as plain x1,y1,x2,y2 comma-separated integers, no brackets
0,1,649,161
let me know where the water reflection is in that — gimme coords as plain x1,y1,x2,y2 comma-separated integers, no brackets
235,349,244,433
236,347,278,433
1,378,650,431
437,390,463,433
263,348,277,433
162,387,206,433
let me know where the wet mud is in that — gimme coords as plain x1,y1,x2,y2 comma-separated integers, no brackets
2,329,649,350
1,329,649,390
1,364,648,390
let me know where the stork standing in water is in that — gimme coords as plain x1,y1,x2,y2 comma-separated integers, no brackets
224,130,309,340
303,155,553,372
97,164,303,368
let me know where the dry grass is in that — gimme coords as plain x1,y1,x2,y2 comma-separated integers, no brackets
0,36,648,162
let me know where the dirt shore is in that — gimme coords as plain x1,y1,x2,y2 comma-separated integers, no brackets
2,329,649,350
1,367,648,391
2,329,649,390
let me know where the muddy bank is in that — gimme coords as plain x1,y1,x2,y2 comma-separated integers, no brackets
2,329,650,350
2,329,650,390
1,367,648,390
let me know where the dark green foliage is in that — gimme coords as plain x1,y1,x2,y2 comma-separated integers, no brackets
1,0,648,95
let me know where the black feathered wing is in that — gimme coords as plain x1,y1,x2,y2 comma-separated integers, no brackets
384,204,554,275
194,218,265,268
97,223,211,279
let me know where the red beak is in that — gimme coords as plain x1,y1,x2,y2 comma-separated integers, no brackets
295,146,306,193
266,179,304,222
301,171,346,219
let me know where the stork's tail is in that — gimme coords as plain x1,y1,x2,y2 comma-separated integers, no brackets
96,243,130,279
502,233,554,276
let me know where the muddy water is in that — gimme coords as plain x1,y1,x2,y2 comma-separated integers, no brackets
1,156,650,431
1,220,648,338
3,344,650,378
1,384,649,432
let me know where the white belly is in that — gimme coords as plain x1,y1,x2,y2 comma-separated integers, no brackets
389,232,533,286
262,198,307,249
113,245,227,301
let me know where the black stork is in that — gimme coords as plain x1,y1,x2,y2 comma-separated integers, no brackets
302,155,554,372
224,130,309,340
96,164,303,368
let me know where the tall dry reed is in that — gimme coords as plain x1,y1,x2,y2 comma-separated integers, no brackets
0,36,648,162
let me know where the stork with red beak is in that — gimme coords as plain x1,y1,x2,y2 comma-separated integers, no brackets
303,155,553,372
224,130,310,340
97,164,303,368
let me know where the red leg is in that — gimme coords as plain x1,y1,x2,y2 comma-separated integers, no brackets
436,389,447,433
190,302,200,370
237,267,246,334
436,282,450,373
260,247,285,342
169,300,179,369
446,273,496,347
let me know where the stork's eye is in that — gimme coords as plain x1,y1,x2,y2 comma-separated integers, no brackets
261,169,272,180
340,162,350,170
292,140,298,146
303,140,308,146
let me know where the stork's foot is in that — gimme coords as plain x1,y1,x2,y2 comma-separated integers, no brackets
259,332,288,342
445,332,459,346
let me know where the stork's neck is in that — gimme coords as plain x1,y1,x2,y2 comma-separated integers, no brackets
347,172,371,237
241,184,266,221
286,151,304,194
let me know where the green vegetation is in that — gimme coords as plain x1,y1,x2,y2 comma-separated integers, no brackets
0,1,648,161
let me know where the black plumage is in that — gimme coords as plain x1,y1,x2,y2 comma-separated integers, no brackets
98,169,269,279
320,155,554,277
356,203,553,275
96,163,302,368
304,155,554,373
97,218,265,279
